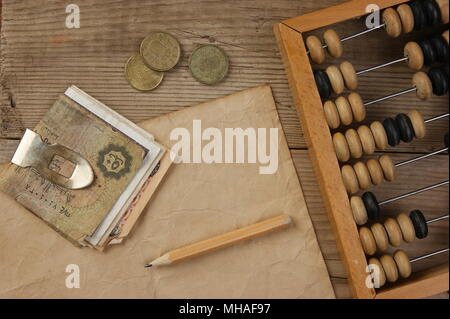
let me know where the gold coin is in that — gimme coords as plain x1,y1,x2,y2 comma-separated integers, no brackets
140,32,181,72
189,44,229,85
124,53,164,91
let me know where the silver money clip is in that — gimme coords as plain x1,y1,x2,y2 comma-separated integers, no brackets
11,129,94,189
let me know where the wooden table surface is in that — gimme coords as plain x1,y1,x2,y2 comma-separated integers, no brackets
0,0,448,298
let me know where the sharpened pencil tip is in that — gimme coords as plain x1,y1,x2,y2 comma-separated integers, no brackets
144,264,152,268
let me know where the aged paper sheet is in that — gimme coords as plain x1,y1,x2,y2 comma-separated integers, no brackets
0,85,335,298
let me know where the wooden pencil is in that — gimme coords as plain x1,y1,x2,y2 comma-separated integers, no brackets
145,214,292,267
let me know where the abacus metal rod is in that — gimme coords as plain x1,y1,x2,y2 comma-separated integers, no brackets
379,180,449,206
307,23,386,54
395,147,449,167
340,23,386,42
364,87,417,106
410,248,450,263
356,57,408,75
427,215,449,224
425,113,450,123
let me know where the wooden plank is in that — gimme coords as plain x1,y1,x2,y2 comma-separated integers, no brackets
275,23,374,299
0,0,448,152
283,0,407,32
376,264,449,299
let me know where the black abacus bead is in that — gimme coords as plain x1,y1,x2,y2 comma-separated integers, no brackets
396,114,415,143
409,1,427,30
428,67,449,96
445,132,449,148
430,36,449,63
362,192,380,221
383,117,401,146
409,210,429,239
422,0,441,27
419,39,437,66
442,63,449,79
314,70,331,100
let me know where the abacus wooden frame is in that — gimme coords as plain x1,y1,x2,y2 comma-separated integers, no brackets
274,0,449,299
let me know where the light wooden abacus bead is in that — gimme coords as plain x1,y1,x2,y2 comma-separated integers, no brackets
341,155,397,194
341,139,449,194
367,249,450,288
323,93,365,129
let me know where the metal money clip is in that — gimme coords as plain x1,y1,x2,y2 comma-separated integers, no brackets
11,129,94,189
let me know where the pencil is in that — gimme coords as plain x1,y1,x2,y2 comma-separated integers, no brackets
145,214,292,267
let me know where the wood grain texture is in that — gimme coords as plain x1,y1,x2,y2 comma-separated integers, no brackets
1,0,448,298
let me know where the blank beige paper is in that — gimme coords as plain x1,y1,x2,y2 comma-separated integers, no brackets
0,85,335,298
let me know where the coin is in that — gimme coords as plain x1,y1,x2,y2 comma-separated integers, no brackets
189,44,229,85
124,53,164,91
140,32,181,72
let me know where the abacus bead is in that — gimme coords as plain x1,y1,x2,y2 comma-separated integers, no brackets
383,118,401,147
380,254,399,283
368,257,387,287
323,29,343,58
445,132,449,148
345,129,363,159
409,209,429,239
419,39,437,66
371,223,389,251
348,92,366,123
314,70,332,99
409,1,426,30
395,113,415,143
362,192,380,221
326,65,345,94
404,41,424,70
335,96,354,126
394,250,412,278
407,110,426,138
357,125,376,155
333,132,351,162
412,71,433,100
443,30,450,44
341,165,360,194
354,161,372,190
379,155,397,182
428,67,448,96
384,218,403,247
382,8,402,38
430,36,449,63
436,0,449,24
307,35,326,64
396,213,416,243
351,196,368,225
359,227,377,256
367,159,384,185
323,100,341,129
340,61,358,91
422,0,441,26
370,121,389,150
397,4,415,33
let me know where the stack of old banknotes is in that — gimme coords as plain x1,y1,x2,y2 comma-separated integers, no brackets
0,86,172,250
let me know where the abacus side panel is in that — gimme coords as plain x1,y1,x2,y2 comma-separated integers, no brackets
375,264,449,299
274,23,375,299
283,0,409,33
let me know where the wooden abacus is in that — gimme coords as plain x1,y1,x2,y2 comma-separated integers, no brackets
274,0,449,299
